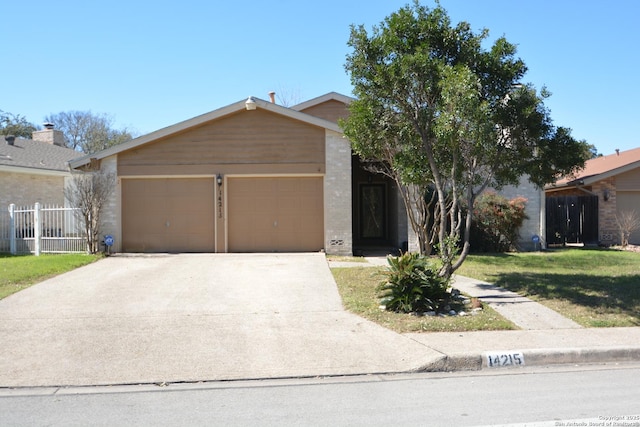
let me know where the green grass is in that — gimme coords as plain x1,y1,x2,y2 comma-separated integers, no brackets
0,253,102,299
456,248,640,327
331,266,516,333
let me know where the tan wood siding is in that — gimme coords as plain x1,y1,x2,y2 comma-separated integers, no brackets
616,168,640,191
118,110,325,170
122,178,215,252
299,99,350,123
227,177,323,252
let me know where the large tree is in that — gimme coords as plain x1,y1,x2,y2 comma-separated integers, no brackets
342,2,590,278
45,111,134,154
0,110,38,138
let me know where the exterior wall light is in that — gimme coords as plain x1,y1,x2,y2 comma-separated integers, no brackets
245,96,257,111
217,174,223,186
603,189,610,201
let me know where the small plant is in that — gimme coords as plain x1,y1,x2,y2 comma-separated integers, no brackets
615,209,640,248
378,252,450,313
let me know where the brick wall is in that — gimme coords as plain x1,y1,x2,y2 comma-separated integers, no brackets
97,156,122,252
593,178,618,244
324,130,353,255
0,171,67,210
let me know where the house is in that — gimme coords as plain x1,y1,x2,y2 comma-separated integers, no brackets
545,147,640,246
1,125,79,211
68,92,544,255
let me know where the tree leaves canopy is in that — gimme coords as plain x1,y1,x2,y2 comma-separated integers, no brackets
0,110,38,138
342,1,590,277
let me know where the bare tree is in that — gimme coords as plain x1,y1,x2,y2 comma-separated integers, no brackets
275,85,303,107
65,170,116,253
615,210,640,247
45,111,134,153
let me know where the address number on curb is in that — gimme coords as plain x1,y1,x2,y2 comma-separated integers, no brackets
485,351,525,368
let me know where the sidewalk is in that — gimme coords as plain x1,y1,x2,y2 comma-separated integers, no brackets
330,257,640,371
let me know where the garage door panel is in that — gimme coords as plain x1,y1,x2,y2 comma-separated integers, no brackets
122,178,215,252
228,177,323,252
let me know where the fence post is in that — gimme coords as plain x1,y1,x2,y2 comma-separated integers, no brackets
34,202,41,256
9,204,16,255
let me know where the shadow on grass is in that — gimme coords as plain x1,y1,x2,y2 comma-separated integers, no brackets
491,271,640,322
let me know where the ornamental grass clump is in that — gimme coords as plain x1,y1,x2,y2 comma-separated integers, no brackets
378,252,451,313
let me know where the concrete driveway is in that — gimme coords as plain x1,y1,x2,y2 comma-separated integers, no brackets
0,253,441,387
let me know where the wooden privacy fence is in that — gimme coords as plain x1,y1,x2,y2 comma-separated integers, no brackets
0,203,87,255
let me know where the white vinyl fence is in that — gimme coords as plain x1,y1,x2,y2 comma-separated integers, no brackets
0,203,87,255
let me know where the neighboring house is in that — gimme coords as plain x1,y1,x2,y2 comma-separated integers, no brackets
69,92,544,255
1,125,79,211
545,147,640,246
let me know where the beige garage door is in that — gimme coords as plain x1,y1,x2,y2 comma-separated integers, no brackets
228,177,324,252
122,178,215,252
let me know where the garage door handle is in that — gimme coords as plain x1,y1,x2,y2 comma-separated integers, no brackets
166,221,170,227
273,221,278,227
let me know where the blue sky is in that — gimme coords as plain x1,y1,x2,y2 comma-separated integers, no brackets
4,1,639,155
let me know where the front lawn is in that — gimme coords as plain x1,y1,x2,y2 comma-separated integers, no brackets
331,266,517,333
456,248,640,327
0,253,102,299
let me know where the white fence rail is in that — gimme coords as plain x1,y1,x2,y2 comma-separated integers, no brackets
0,203,87,255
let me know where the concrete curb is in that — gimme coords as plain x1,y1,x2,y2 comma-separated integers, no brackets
420,346,640,372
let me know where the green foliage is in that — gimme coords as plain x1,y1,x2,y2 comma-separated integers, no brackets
0,253,101,299
342,1,591,278
378,252,450,313
0,110,38,138
470,192,528,252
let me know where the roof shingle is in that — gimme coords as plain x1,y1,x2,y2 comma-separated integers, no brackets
0,137,80,172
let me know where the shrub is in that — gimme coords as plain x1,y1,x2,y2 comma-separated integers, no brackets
615,209,640,247
378,252,450,313
470,192,528,252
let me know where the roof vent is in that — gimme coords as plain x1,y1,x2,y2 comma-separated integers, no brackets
615,149,620,156
4,135,15,146
269,91,276,103
43,122,55,130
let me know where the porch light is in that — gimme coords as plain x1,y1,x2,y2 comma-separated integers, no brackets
603,189,610,201
245,96,257,111
217,174,223,186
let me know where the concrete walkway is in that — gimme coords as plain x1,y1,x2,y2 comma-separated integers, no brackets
451,275,582,330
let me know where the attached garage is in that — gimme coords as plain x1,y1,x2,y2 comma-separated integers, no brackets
122,178,215,252
71,93,354,255
227,176,324,252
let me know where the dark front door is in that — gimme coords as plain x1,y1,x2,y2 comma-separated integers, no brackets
360,184,386,241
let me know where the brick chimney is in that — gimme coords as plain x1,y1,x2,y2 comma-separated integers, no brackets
32,123,65,147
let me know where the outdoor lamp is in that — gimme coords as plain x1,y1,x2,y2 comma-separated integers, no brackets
245,96,257,111
217,174,223,186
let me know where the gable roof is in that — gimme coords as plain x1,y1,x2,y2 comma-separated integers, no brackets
0,137,80,176
291,92,354,112
548,147,640,189
69,95,346,169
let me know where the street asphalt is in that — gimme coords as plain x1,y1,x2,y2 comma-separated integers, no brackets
0,253,638,388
